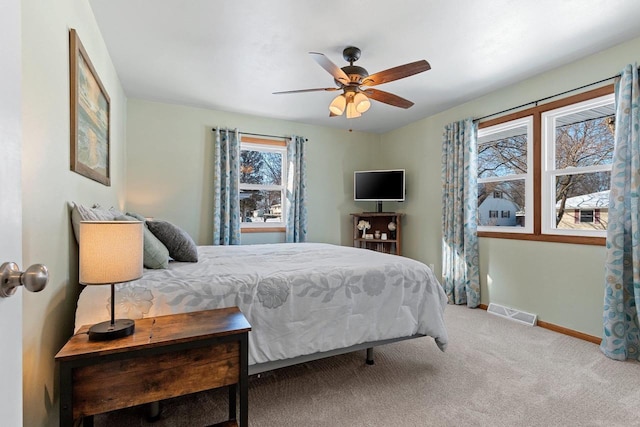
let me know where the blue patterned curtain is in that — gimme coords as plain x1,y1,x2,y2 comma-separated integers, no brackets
212,128,241,245
441,118,480,307
285,136,308,242
602,64,640,361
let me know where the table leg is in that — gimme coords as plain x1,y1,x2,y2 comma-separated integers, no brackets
239,333,249,427
59,363,74,427
147,401,161,421
228,384,237,421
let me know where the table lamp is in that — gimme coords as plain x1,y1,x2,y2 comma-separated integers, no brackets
79,220,143,340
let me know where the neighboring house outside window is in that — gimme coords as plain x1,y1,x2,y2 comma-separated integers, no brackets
477,85,614,245
556,191,608,230
479,195,518,226
239,137,287,231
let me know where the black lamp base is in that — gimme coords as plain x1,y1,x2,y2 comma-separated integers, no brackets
88,319,135,341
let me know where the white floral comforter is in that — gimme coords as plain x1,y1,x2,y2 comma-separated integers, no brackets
75,243,448,365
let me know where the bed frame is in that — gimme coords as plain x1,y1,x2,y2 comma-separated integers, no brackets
248,333,426,375
145,333,427,420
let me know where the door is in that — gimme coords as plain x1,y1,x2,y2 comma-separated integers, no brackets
0,0,24,424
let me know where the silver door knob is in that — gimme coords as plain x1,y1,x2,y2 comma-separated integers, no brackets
0,262,49,298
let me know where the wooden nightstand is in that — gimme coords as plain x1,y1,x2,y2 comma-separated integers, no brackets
55,307,251,427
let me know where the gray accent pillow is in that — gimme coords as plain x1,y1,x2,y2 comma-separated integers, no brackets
115,215,170,269
147,220,198,262
70,203,121,244
125,211,146,222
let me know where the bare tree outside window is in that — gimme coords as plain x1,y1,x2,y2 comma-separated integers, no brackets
553,116,614,227
478,134,528,176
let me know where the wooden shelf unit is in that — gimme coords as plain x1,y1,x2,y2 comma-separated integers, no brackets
351,212,403,256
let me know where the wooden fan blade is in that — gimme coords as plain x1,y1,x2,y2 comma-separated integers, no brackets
309,52,350,85
273,87,339,95
363,88,414,109
361,60,431,87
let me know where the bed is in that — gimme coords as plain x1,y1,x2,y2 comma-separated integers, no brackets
74,242,448,374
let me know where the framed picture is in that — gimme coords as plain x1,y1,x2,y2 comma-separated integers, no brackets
69,28,111,186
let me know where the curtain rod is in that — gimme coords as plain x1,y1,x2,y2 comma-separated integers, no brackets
211,128,308,142
473,73,620,123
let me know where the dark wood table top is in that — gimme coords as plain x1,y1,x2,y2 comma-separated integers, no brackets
56,307,251,362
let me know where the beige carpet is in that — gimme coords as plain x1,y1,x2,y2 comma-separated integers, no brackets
94,305,640,426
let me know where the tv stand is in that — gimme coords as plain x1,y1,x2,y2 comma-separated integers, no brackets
363,201,391,214
351,212,403,256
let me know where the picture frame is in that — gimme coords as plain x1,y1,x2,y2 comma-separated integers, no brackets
69,28,111,186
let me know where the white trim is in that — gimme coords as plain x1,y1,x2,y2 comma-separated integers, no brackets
478,173,528,184
240,183,283,191
550,163,612,176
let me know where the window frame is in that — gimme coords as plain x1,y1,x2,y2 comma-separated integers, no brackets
540,92,614,238
477,84,614,246
477,115,534,234
239,136,287,233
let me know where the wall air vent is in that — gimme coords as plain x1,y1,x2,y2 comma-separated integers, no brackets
487,303,537,327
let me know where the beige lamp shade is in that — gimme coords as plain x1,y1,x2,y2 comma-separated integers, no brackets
346,101,362,119
329,94,346,115
79,221,144,285
353,92,371,113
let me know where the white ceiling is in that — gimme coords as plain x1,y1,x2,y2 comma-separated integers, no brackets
89,0,640,134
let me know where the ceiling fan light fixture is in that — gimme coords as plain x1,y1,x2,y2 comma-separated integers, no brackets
346,101,361,119
353,92,371,113
276,46,430,119
329,94,346,115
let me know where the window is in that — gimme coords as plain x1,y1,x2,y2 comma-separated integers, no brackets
477,85,614,245
239,137,287,230
579,210,594,223
541,92,614,238
477,116,534,233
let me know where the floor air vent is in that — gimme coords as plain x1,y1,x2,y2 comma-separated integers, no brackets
487,303,537,326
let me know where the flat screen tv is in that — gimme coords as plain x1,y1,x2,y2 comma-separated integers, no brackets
354,169,405,212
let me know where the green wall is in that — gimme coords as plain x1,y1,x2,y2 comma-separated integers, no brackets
125,99,381,246
379,35,640,337
21,0,128,426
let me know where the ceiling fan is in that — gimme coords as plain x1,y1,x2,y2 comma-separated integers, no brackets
273,46,431,118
